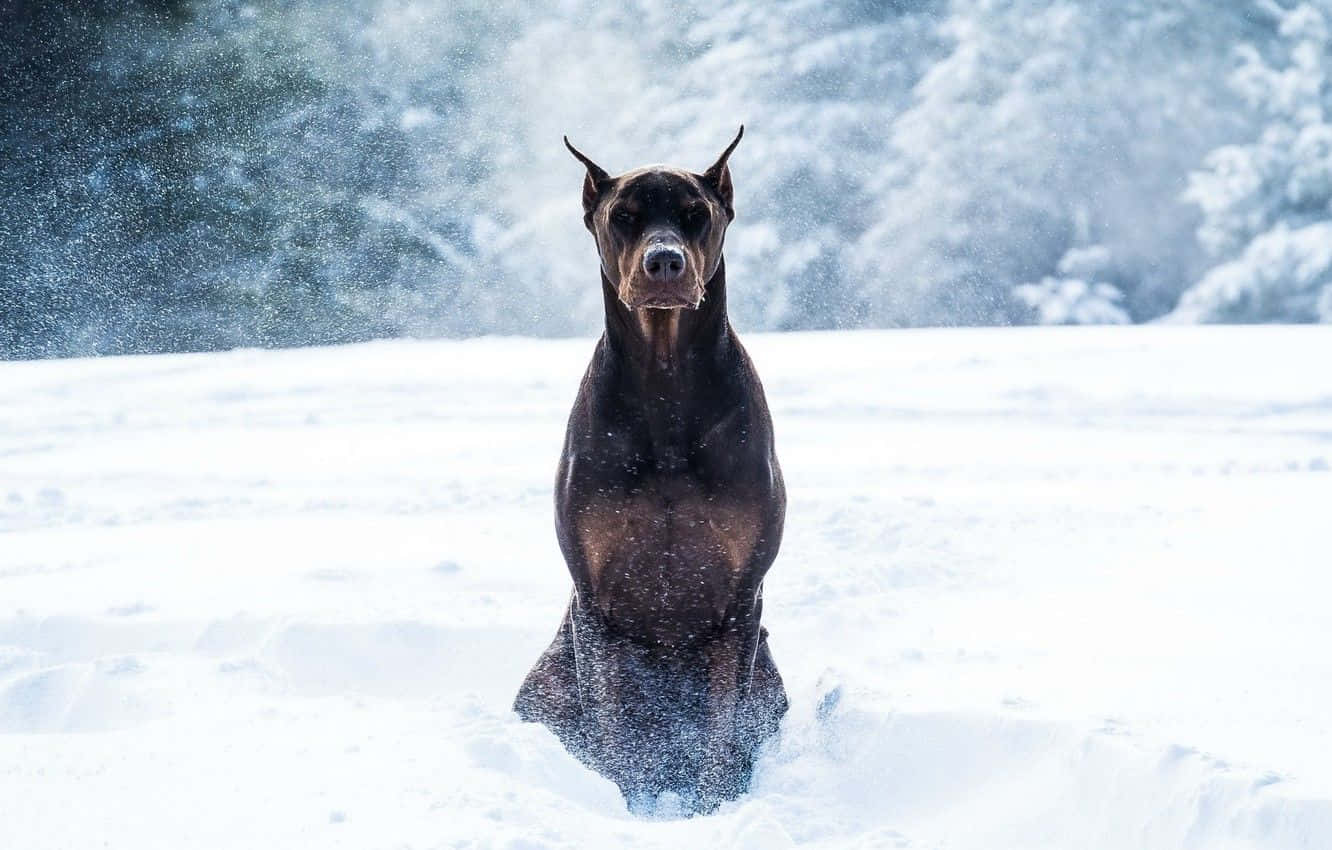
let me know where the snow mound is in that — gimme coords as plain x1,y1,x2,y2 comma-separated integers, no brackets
2,327,1330,848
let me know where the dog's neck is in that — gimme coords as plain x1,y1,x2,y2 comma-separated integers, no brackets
601,259,731,379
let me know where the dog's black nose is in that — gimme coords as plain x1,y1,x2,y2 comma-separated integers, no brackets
643,246,686,282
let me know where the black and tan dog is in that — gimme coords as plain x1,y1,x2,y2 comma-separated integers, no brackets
514,127,787,813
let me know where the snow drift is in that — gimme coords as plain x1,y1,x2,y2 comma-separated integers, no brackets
2,326,1330,848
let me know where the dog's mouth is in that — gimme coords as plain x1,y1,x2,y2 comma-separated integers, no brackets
630,294,703,310
620,282,705,311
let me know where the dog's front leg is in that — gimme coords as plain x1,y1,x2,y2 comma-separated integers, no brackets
697,618,760,811
513,602,583,749
568,601,654,799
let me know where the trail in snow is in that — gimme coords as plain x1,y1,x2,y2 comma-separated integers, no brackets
1,326,1330,849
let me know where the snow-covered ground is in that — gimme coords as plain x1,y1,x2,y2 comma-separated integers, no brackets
2,326,1330,849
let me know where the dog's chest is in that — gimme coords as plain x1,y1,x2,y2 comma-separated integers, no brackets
571,474,765,646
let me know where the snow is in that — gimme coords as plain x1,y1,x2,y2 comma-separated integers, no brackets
1168,221,1332,324
1175,1,1332,325
2,326,1330,849
1012,277,1131,325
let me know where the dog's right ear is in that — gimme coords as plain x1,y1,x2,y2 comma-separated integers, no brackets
564,136,611,227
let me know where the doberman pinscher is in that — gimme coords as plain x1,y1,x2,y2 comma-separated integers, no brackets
514,127,787,813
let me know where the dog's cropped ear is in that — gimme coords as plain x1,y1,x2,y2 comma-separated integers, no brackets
564,136,611,227
701,125,743,220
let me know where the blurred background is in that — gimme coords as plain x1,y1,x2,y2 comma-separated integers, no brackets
3,0,1331,359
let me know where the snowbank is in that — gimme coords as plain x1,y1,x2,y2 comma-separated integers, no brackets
2,327,1329,848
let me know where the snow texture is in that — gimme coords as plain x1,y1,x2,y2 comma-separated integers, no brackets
2,326,1330,848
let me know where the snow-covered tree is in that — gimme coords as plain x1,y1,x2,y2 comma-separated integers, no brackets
1173,1,1332,323
854,0,1257,328
1013,245,1131,325
0,0,1308,356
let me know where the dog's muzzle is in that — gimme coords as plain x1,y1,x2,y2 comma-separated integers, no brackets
623,242,701,309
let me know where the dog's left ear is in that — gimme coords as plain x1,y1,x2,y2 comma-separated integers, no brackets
565,136,611,229
701,125,743,220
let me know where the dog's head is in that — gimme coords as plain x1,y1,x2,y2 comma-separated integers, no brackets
565,128,743,311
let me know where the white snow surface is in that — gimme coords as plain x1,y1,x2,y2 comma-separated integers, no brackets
2,326,1330,849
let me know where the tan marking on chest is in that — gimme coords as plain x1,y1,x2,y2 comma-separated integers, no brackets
572,491,767,637
700,502,763,580
572,499,636,590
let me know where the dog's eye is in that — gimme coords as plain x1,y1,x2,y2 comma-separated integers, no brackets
682,206,710,233
612,209,637,228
